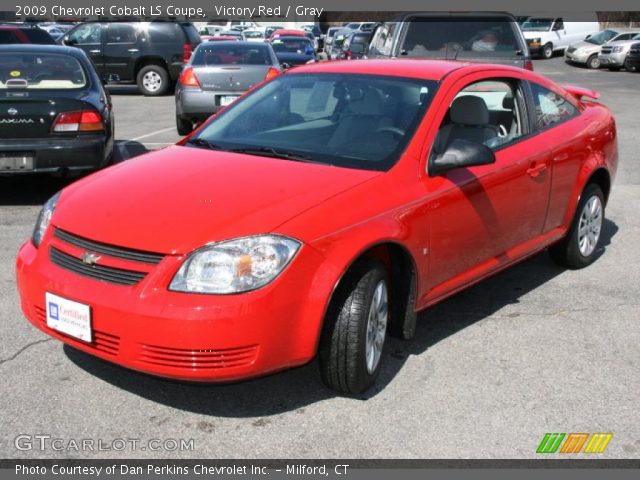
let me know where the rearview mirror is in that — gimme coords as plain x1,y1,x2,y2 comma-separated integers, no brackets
429,139,496,176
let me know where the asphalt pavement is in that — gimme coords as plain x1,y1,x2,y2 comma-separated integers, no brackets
0,57,638,459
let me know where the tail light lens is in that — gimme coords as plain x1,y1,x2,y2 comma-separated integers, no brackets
264,67,280,81
183,43,193,63
524,60,534,71
179,67,200,87
52,110,104,133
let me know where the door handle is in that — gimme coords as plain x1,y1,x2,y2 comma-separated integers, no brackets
527,163,547,178
89,49,101,54
127,49,139,53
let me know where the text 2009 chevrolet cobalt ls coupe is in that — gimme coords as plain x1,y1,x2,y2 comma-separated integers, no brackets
16,60,617,393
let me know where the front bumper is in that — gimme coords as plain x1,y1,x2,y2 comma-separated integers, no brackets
0,135,111,175
598,52,626,67
564,50,593,64
16,232,328,382
175,88,245,122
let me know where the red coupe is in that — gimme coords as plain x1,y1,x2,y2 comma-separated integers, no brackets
16,60,617,393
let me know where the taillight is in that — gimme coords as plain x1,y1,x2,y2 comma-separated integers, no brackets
524,60,534,71
183,43,193,63
179,67,200,87
52,110,104,133
264,67,280,81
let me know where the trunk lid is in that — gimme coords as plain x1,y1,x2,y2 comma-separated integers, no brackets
193,65,270,92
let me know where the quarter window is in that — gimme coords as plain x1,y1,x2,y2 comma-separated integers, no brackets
68,23,101,45
530,83,578,129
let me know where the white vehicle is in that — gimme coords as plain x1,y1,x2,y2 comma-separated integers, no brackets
521,18,599,59
241,29,265,42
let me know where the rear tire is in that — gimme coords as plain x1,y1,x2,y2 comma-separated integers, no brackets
542,43,554,59
586,54,600,69
549,183,605,269
624,59,637,72
176,116,193,136
319,258,388,394
137,64,169,96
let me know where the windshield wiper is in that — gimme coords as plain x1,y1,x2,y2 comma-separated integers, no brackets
229,146,317,163
185,138,225,150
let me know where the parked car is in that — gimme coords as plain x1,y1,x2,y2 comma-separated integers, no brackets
59,21,200,96
241,29,265,42
264,26,284,38
304,31,319,51
268,29,306,42
204,20,259,33
624,42,640,72
340,31,372,59
327,29,352,59
565,28,640,69
598,33,640,70
218,30,243,40
0,45,114,175
271,36,316,66
16,59,617,393
344,22,376,33
175,41,280,135
521,18,599,59
323,26,342,51
201,35,239,42
0,25,56,44
367,12,533,70
302,24,323,49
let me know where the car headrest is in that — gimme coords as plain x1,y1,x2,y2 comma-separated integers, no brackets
450,95,490,126
502,93,515,110
346,88,385,116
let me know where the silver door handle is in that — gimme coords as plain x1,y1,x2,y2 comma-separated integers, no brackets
128,49,139,53
89,49,101,54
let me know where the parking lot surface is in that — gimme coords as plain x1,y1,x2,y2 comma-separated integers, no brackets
0,57,638,459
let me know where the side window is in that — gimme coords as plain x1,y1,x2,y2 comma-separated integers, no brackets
369,23,396,56
106,24,137,44
530,83,579,129
617,33,634,41
553,18,564,31
433,79,526,154
68,23,102,45
0,31,19,43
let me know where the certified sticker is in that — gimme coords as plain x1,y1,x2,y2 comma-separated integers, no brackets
10,70,21,77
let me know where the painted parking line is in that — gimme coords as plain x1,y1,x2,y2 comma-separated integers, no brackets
129,127,176,142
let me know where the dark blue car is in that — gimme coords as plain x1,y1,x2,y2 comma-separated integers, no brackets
271,36,316,66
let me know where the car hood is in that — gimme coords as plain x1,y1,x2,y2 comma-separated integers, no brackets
570,40,601,51
54,145,380,254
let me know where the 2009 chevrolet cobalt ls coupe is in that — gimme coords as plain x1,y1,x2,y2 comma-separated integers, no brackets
16,60,617,393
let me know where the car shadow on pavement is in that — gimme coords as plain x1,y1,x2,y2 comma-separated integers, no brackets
64,219,618,416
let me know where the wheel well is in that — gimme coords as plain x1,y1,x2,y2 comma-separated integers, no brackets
336,243,417,336
135,57,168,77
587,168,611,205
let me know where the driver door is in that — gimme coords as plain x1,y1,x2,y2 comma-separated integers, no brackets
64,23,105,73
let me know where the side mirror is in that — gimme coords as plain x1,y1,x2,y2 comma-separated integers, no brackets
429,139,496,176
585,34,592,40
281,62,291,70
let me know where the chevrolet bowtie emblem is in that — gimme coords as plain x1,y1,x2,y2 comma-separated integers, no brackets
80,252,101,265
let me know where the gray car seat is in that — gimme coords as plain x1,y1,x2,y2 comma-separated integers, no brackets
434,95,499,153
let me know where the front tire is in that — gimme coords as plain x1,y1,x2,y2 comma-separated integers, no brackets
586,54,600,69
624,59,637,72
549,183,605,269
137,65,169,96
319,259,388,394
542,43,554,59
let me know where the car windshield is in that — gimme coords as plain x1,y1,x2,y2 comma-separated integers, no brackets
0,52,87,89
585,29,619,45
191,44,271,65
244,31,263,38
191,73,437,171
271,38,313,53
401,18,520,57
521,19,553,32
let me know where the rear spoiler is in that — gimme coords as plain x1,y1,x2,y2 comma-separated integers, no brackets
561,85,600,101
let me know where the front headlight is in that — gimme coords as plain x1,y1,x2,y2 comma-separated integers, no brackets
32,191,61,247
611,46,624,53
529,37,541,45
169,235,301,294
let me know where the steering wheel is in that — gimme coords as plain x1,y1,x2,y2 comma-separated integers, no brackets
376,126,405,137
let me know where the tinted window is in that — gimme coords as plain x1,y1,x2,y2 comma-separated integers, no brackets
106,24,137,43
0,52,87,89
23,29,56,44
530,83,579,129
68,23,101,45
401,18,520,57
147,23,184,43
192,44,272,66
271,38,313,53
193,73,437,171
0,30,19,44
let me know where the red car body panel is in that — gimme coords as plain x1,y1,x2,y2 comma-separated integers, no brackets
16,60,618,382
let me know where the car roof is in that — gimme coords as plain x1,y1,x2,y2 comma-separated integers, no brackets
285,58,528,81
0,44,83,57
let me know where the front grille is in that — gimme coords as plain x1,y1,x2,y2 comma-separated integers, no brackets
50,246,146,286
54,228,164,265
139,343,258,370
567,47,576,53
33,304,121,356
630,48,640,54
601,47,612,54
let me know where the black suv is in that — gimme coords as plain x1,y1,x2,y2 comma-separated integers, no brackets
59,21,200,95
